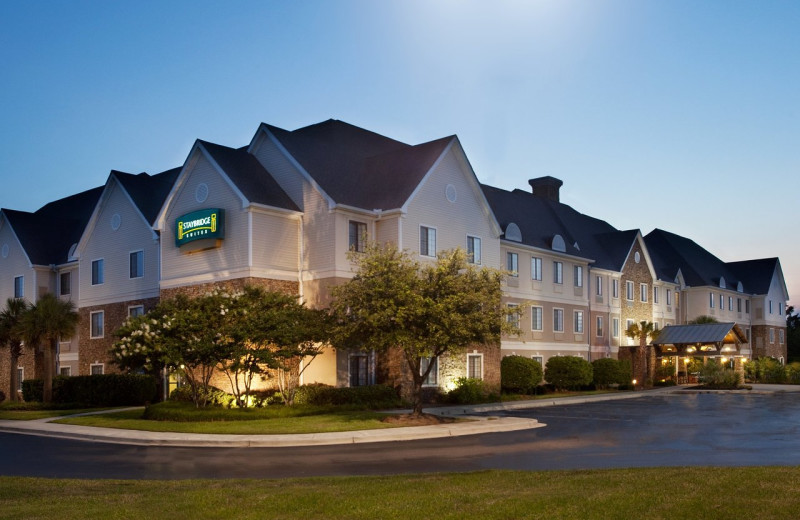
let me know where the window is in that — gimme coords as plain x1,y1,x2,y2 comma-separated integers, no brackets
553,262,563,284
60,272,71,296
553,308,564,332
640,284,648,303
746,300,750,314
532,356,543,365
17,367,23,393
746,328,751,343
90,311,104,339
666,289,672,306
653,287,659,304
467,354,483,379
349,354,369,387
728,296,733,311
90,364,104,376
60,366,71,377
720,294,724,310
612,318,620,338
531,306,543,331
467,236,482,265
574,311,584,333
129,250,144,279
596,276,603,296
780,329,785,344
737,298,742,313
626,319,634,342
128,305,145,318
506,252,517,275
612,279,619,299
531,257,542,281
626,281,634,301
770,328,775,344
596,316,604,337
779,303,784,316
769,300,774,314
348,221,367,252
13,276,23,298
574,266,583,287
421,357,438,385
91,259,104,285
420,226,436,257
709,292,714,308
507,303,520,328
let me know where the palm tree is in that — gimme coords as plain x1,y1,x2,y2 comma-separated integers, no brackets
626,320,658,389
19,293,78,403
0,298,30,402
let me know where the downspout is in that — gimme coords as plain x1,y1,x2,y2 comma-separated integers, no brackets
587,268,592,362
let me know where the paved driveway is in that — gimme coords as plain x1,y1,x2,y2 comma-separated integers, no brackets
2,392,800,479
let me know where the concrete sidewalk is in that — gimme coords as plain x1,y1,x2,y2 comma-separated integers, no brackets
0,384,794,447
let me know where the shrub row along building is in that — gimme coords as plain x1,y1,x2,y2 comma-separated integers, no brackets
0,120,789,399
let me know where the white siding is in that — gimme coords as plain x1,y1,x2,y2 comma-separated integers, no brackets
0,218,35,303
250,210,300,277
78,181,160,306
375,215,400,246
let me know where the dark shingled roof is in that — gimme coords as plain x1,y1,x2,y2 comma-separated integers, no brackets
264,119,452,210
3,185,104,265
652,322,746,346
727,258,780,295
480,184,641,270
199,141,299,212
113,167,181,225
644,229,743,290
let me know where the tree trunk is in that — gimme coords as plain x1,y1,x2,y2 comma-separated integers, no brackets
411,378,424,417
9,349,20,402
42,340,56,403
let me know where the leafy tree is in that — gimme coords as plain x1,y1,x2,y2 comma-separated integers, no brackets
787,306,800,362
688,315,718,324
330,244,512,416
0,298,30,402
18,293,78,403
625,320,658,388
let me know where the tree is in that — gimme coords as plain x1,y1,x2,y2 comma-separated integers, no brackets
18,293,78,403
330,244,513,416
0,298,30,402
688,315,718,324
625,320,658,389
787,306,800,362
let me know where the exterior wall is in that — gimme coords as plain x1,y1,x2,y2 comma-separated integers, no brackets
619,241,654,348
402,147,501,269
78,180,161,307
77,297,160,376
300,347,337,386
160,277,299,301
0,218,35,303
250,209,301,278
0,344,38,401
375,214,400,247
751,325,787,360
301,276,349,310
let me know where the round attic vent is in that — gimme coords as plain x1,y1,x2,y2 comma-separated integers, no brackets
1,244,8,259
196,183,209,203
111,213,121,231
445,184,457,203
634,251,641,263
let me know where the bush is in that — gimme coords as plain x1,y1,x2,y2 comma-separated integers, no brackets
746,357,786,384
786,363,800,385
0,389,5,403
501,356,543,394
446,377,495,404
699,362,742,389
170,385,235,407
22,379,44,402
21,375,157,406
545,356,593,390
592,358,630,388
293,384,401,409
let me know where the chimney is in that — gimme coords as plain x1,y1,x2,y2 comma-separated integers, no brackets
528,176,563,202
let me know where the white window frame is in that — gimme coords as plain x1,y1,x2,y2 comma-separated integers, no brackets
780,329,785,344
348,220,367,253
626,281,634,301
720,294,724,310
531,306,543,331
90,363,104,375
467,235,482,265
531,355,543,365
467,353,484,380
779,303,784,316
728,296,733,311
129,250,144,279
60,271,71,296
553,261,563,284
421,356,439,386
769,300,773,314
128,305,145,318
506,251,518,276
626,319,635,344
574,265,583,288
770,328,775,343
737,298,742,313
653,287,659,304
640,283,648,303
596,316,604,338
91,258,104,286
13,275,23,299
531,257,542,281
90,311,104,339
612,279,619,299
746,300,750,314
613,318,620,338
553,308,564,333
596,276,603,296
574,310,584,333
666,289,672,306
17,367,23,393
419,225,437,258
348,352,370,387
507,303,520,328
709,292,714,308
60,366,72,377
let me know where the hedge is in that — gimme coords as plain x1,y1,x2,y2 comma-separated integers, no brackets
293,384,401,408
545,356,593,390
592,358,630,388
21,374,157,406
501,355,543,394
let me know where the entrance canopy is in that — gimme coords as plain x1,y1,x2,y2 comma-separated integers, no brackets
652,322,747,357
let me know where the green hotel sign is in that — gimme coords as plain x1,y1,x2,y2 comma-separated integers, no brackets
175,208,225,247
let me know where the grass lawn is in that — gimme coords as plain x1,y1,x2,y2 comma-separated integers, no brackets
500,388,623,401
53,403,400,434
0,407,110,421
2,467,799,519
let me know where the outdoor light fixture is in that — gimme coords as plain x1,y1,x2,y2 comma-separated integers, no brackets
632,379,638,385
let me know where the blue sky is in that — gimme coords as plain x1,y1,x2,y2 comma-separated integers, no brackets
1,0,798,304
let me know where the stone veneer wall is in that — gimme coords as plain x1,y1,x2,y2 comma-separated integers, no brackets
751,325,787,359
160,277,299,301
0,346,40,401
78,297,160,376
376,342,501,401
